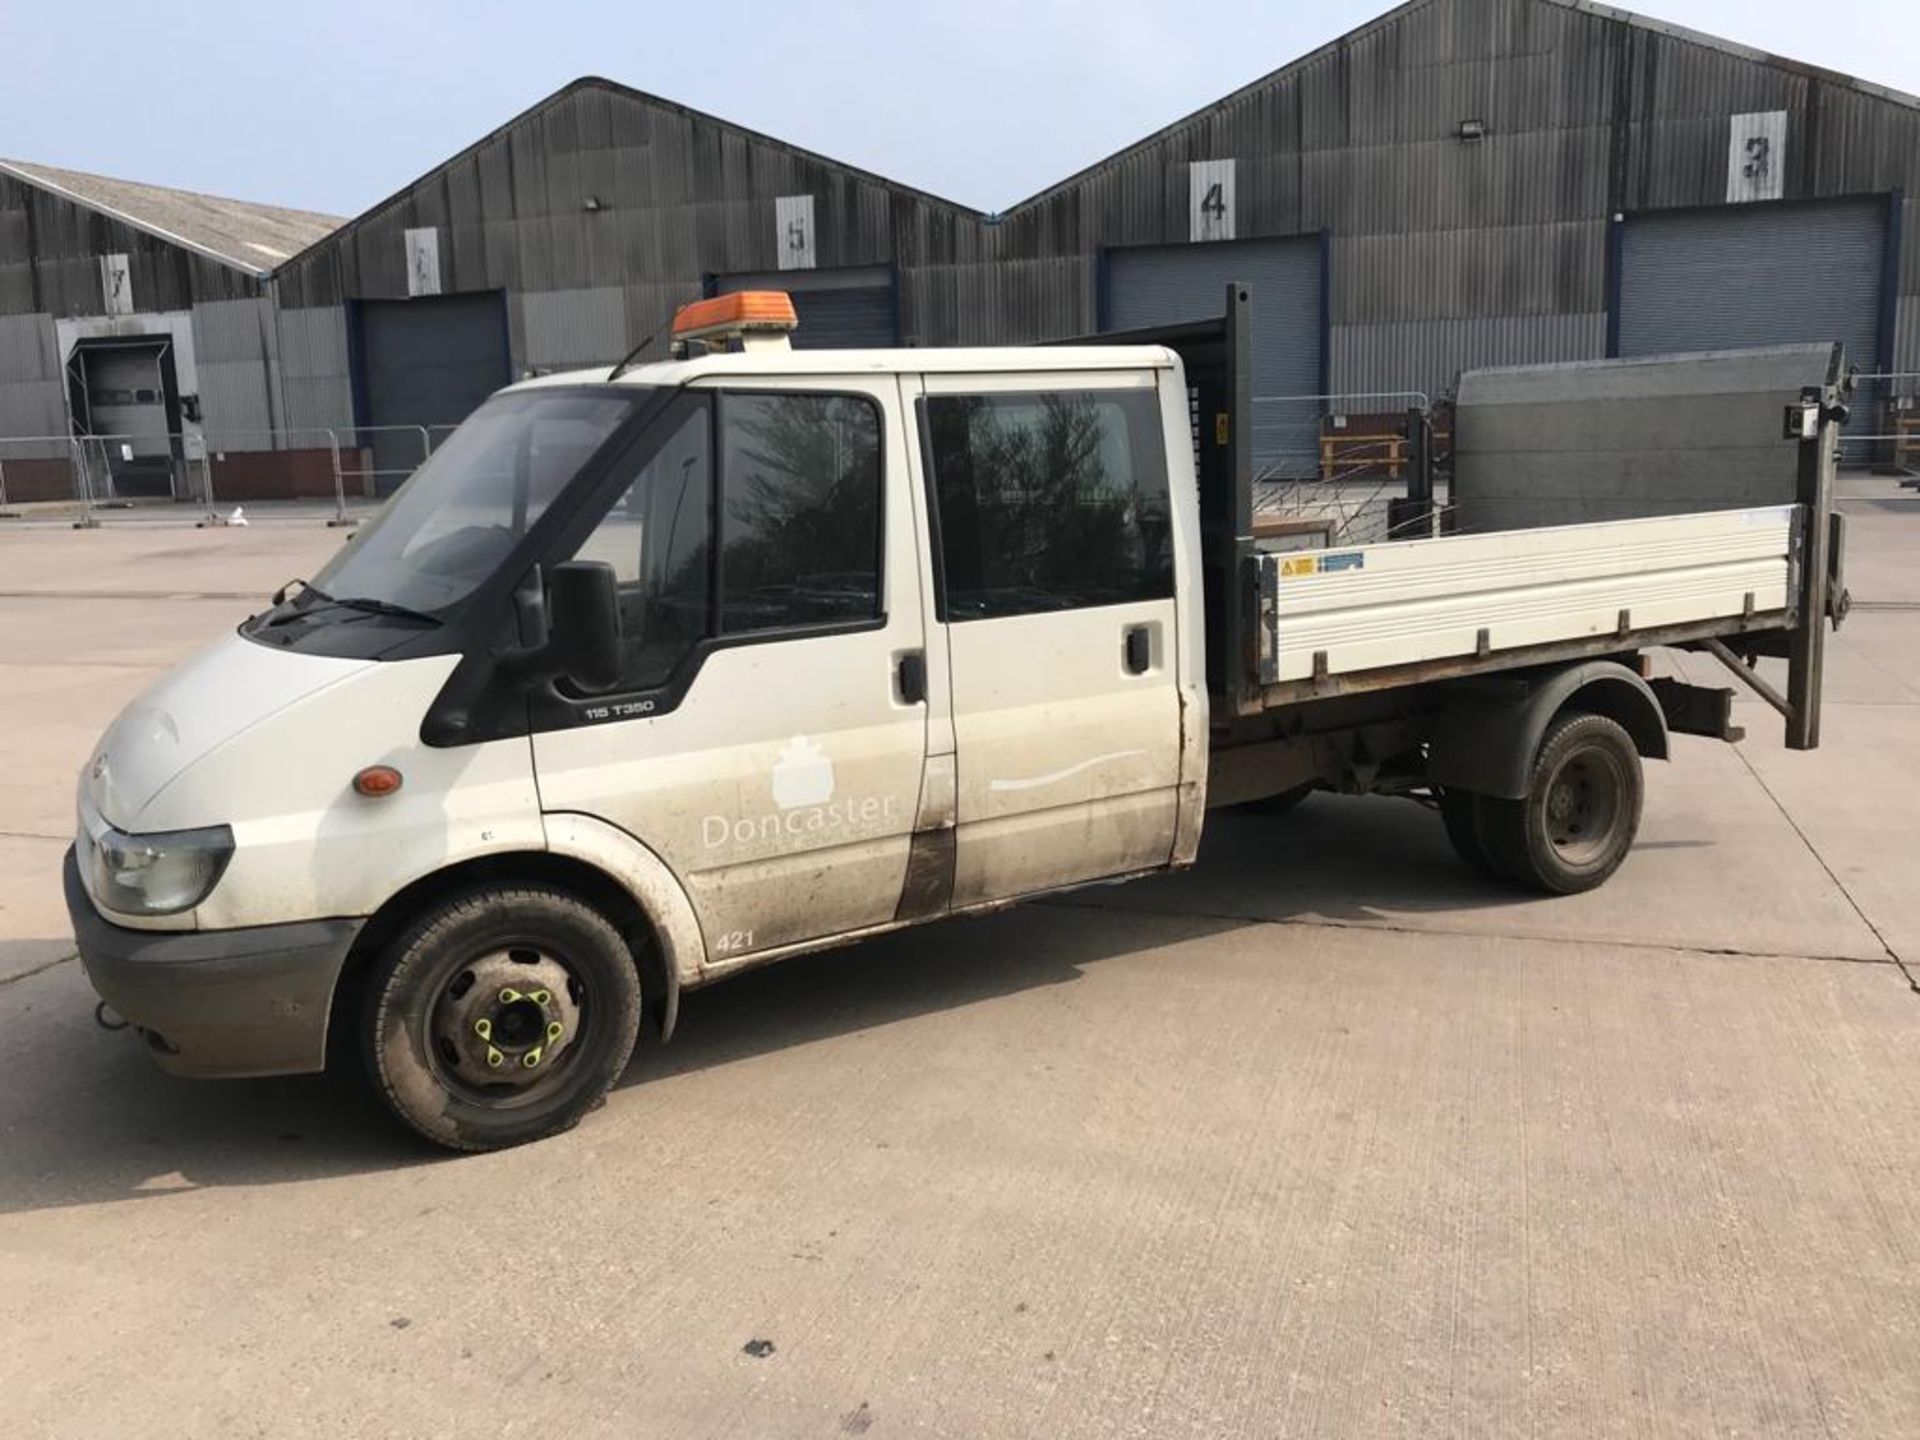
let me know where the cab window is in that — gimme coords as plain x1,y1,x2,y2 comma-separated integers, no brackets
718,392,882,633
563,390,884,695
921,388,1171,620
572,405,714,692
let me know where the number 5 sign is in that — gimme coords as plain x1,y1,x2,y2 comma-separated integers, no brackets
1190,159,1236,243
775,195,817,272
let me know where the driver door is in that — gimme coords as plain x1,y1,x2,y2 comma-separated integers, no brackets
532,380,929,964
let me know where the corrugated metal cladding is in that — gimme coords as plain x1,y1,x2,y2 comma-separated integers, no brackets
0,172,259,319
192,297,279,449
0,166,277,463
277,305,353,444
1332,311,1607,398
8,0,1920,470
516,287,628,372
272,80,974,355
0,312,63,455
976,0,1920,399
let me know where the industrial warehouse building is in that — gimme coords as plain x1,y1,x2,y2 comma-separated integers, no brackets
2,0,1917,503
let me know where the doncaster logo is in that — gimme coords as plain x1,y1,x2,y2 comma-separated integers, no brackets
771,736,834,809
702,735,899,849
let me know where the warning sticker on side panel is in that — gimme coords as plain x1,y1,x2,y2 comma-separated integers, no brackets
1277,552,1366,578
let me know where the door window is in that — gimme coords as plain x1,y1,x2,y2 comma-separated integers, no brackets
719,392,882,632
575,405,714,692
921,389,1172,620
560,390,884,696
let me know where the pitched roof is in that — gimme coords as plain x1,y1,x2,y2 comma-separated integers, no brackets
996,0,1920,215
276,75,982,270
0,159,342,275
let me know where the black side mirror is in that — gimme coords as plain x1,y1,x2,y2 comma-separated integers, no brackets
545,560,623,692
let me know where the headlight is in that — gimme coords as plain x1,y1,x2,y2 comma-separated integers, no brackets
86,824,235,916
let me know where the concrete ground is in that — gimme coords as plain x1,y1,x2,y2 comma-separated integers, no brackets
2,489,1918,1438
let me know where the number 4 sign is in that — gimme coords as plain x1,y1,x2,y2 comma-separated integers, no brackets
1190,160,1236,243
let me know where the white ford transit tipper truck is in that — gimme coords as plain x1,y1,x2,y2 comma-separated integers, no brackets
65,288,1849,1150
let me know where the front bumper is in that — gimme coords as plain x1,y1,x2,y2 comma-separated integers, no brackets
63,848,362,1078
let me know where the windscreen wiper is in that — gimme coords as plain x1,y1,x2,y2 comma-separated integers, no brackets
271,578,329,606
264,579,336,626
328,595,443,625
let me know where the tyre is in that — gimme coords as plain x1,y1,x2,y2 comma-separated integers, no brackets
1437,786,1501,879
363,885,642,1152
1475,711,1643,895
1234,782,1315,816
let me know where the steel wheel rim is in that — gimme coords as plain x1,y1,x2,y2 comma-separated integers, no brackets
425,942,592,1108
1542,746,1623,867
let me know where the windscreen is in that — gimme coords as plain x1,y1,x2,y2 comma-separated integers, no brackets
311,389,642,615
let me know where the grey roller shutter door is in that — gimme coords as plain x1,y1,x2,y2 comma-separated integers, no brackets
717,267,898,349
357,293,511,494
785,286,896,349
1107,238,1322,475
1618,200,1885,441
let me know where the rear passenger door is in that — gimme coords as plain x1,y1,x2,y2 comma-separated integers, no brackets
915,370,1183,906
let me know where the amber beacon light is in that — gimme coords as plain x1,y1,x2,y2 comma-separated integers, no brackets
669,290,798,355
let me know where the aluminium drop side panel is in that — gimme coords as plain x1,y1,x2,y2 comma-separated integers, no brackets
1257,506,1797,685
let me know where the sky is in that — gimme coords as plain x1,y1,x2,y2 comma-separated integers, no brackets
1,0,1915,220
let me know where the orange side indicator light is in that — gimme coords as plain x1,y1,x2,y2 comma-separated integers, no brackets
670,290,798,356
353,765,404,798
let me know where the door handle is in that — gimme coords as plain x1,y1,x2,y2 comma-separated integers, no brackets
1123,625,1151,675
896,650,927,705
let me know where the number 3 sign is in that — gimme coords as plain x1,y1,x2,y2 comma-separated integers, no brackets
1726,112,1785,204
1190,159,1236,242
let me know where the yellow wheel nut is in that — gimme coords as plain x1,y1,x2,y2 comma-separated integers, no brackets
498,987,523,1005
546,1020,564,1043
486,1046,504,1068
522,1046,544,1069
529,989,552,1006
473,1018,492,1041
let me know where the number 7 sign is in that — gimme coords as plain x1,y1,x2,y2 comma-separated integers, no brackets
1190,160,1236,242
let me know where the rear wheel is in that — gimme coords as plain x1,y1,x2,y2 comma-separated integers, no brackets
1476,711,1643,894
363,886,642,1152
1437,787,1500,879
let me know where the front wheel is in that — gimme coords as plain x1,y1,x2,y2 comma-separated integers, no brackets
1475,711,1644,895
363,886,642,1151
